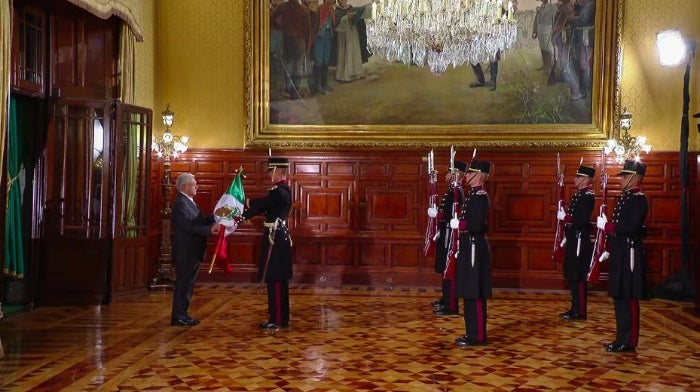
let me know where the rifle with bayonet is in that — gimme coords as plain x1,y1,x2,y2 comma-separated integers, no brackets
588,149,609,283
424,150,439,256
552,153,566,264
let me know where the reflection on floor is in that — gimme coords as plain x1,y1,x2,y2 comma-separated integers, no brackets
0,284,698,391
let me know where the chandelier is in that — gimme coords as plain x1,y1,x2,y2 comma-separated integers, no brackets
367,0,518,75
152,105,189,159
604,107,652,163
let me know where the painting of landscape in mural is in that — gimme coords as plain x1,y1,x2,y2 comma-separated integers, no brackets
267,0,600,126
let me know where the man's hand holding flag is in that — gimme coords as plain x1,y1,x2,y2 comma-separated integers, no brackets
209,168,246,274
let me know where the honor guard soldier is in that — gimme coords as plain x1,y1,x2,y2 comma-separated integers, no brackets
597,159,648,352
557,164,595,320
240,156,294,330
453,159,491,346
430,160,467,316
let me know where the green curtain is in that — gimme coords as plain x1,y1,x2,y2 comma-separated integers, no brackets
122,119,139,238
4,97,24,278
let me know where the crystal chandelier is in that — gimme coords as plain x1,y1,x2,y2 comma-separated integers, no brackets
367,0,518,75
604,107,652,163
152,105,189,159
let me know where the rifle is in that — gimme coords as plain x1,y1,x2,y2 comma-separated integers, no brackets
443,147,461,280
423,150,438,256
588,150,609,283
552,153,565,264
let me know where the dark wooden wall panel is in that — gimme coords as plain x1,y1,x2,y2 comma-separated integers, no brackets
149,150,699,293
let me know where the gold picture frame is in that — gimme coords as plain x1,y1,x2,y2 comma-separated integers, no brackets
245,0,622,149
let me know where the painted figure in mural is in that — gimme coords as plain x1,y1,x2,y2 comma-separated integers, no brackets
271,0,312,100
569,0,596,96
597,160,648,353
557,164,595,321
551,0,585,100
240,157,294,330
532,0,558,71
334,0,372,82
309,0,336,94
453,160,492,347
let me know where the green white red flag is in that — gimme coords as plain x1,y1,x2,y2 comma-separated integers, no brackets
209,171,246,273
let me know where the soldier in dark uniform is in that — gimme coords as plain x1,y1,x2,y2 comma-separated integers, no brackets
597,159,648,352
430,160,467,316
453,159,491,347
557,164,595,320
241,156,293,330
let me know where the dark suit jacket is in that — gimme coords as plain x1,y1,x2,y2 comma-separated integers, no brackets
171,193,215,264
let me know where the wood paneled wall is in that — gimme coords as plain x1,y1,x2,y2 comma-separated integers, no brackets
149,150,699,293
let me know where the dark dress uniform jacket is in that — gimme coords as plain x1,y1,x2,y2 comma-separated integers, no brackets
243,182,293,282
563,189,595,281
607,189,648,299
455,188,491,299
171,193,215,264
435,184,465,274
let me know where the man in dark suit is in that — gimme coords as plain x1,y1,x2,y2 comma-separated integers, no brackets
240,156,294,330
170,173,220,327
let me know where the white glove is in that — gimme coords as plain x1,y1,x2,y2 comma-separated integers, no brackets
596,214,608,230
427,207,438,218
556,207,566,221
450,218,460,229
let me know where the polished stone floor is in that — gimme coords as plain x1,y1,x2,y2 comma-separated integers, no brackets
0,284,698,391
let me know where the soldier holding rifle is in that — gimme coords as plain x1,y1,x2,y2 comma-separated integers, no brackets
556,163,595,321
452,159,492,347
596,160,648,352
239,156,293,330
429,150,466,316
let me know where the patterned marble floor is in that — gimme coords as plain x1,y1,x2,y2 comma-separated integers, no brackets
0,284,698,391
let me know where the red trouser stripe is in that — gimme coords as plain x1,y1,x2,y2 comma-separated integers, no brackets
630,299,639,347
449,279,458,311
577,281,587,316
476,299,485,342
274,282,282,324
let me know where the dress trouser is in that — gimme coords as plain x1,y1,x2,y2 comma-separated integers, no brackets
267,280,290,326
442,278,458,312
613,297,640,347
171,260,200,320
464,299,487,342
570,280,588,316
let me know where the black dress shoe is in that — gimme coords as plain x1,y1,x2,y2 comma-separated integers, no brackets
610,344,636,353
171,318,198,327
559,310,574,318
455,336,487,347
431,299,444,308
433,306,459,316
259,320,289,330
186,317,200,325
603,342,618,352
562,313,586,321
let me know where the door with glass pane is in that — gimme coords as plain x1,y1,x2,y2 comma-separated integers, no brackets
111,104,152,298
42,99,112,305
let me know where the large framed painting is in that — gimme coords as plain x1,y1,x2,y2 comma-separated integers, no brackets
245,0,622,149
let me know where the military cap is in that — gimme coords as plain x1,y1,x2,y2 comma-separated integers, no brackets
576,165,595,178
617,159,646,176
268,156,289,170
468,159,491,174
448,160,468,173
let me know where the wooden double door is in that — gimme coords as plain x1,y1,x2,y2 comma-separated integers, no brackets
41,100,152,305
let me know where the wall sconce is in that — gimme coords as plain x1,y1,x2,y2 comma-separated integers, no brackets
604,107,651,163
149,105,190,290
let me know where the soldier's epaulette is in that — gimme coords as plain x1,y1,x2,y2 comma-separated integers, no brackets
632,190,644,196
475,189,487,195
586,190,595,195
269,185,278,191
